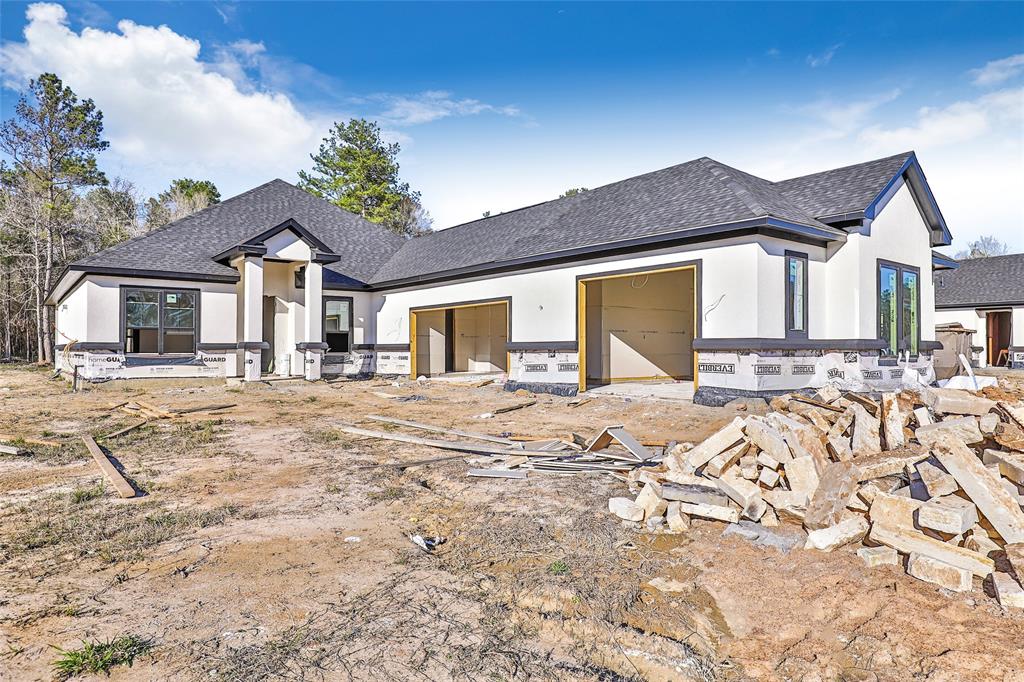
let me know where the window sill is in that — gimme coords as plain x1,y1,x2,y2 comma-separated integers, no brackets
124,353,196,358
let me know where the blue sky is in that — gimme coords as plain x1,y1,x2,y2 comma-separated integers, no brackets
2,1,1023,250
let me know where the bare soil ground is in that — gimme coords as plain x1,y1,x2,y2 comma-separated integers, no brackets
2,365,1023,681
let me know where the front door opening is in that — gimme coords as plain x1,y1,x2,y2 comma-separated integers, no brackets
411,301,509,378
987,311,1012,366
579,266,697,391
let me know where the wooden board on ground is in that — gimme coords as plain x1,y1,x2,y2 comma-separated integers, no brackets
81,435,136,498
169,403,236,415
365,414,519,446
0,434,62,448
493,400,537,414
101,420,149,440
337,424,519,456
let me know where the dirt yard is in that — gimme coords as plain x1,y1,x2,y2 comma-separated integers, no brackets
2,365,1023,681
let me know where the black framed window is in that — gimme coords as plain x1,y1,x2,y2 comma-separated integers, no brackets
878,260,920,356
785,251,808,338
323,296,353,352
123,287,197,354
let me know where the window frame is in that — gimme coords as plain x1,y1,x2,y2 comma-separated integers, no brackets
876,259,921,358
119,285,200,355
322,295,354,354
784,250,809,340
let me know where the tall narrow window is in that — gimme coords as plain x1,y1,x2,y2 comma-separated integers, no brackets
877,261,920,356
324,298,352,352
902,270,919,356
785,252,808,338
123,287,197,354
879,265,898,355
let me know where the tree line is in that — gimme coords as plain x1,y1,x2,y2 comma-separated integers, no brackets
0,73,430,364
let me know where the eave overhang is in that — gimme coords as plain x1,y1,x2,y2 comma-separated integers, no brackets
864,153,952,247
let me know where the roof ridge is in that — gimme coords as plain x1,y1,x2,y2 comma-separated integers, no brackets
698,157,768,218
424,157,721,235
777,151,914,184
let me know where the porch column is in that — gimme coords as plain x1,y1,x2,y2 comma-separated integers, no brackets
241,256,264,381
302,261,324,380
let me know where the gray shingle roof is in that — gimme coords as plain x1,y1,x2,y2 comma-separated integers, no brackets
73,179,406,284
934,254,1024,307
774,152,912,219
369,157,839,284
71,152,920,290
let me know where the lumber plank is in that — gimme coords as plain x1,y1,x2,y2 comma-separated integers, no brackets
0,434,62,448
493,400,537,414
101,420,149,440
135,401,174,419
365,414,518,446
337,425,520,455
169,403,236,415
0,443,29,455
81,435,136,498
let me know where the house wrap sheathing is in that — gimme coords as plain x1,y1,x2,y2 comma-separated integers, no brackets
46,152,953,405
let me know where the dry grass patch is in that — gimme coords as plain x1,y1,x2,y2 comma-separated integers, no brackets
0,492,256,568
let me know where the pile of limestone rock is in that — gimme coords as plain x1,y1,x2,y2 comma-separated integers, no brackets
608,384,1024,608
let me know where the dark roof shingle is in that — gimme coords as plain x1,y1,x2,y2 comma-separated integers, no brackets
369,157,839,283
934,254,1024,307
74,179,406,284
72,152,921,289
774,152,912,219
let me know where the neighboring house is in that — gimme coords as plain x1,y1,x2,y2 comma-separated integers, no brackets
46,151,952,405
934,254,1024,369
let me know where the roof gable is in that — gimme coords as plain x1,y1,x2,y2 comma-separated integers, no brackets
72,179,406,284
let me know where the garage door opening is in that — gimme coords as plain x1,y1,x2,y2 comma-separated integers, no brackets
578,265,697,393
410,300,509,379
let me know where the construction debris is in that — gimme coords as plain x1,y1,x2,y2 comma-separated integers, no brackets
604,384,1024,605
81,434,136,499
0,434,62,448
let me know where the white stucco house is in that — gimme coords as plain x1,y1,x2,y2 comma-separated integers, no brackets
46,151,953,405
934,254,1024,369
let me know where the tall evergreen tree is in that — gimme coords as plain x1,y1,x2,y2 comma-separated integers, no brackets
0,73,109,363
298,119,430,237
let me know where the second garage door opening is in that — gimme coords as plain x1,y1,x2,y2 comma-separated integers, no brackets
579,265,697,392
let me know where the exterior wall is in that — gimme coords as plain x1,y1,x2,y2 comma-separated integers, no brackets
54,280,89,348
828,181,937,342
370,235,775,371
936,305,1024,369
54,274,238,380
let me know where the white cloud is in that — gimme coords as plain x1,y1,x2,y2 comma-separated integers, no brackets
374,90,520,126
806,43,841,68
0,3,522,203
1,3,319,177
858,88,1023,152
970,53,1024,87
798,88,901,142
